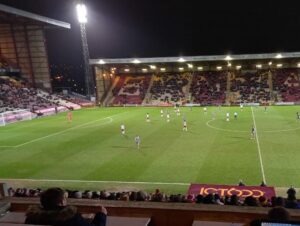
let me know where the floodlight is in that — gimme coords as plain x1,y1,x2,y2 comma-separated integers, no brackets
124,68,130,72
275,53,282,59
142,68,148,72
256,64,262,68
132,59,141,64
197,66,203,70
216,66,222,70
297,63,300,68
236,65,242,70
276,64,282,68
225,55,232,61
268,61,272,66
99,60,105,64
160,68,166,71
227,62,232,67
179,67,184,71
76,4,87,23
187,64,193,68
149,65,156,69
178,58,186,62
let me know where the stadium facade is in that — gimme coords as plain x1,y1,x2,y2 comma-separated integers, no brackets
0,3,70,91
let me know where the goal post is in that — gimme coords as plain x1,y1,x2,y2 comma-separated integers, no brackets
0,109,33,126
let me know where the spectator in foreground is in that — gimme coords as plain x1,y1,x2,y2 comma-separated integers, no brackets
25,187,107,226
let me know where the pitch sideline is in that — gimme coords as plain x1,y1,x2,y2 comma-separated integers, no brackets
0,178,189,186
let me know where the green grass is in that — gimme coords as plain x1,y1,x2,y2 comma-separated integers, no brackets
0,106,300,194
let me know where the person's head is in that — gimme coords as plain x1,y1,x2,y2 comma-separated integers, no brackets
268,207,290,221
40,188,67,210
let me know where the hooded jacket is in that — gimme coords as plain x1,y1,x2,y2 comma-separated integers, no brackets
25,205,106,226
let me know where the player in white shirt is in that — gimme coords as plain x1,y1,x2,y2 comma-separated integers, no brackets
120,124,125,135
166,112,170,122
146,113,150,122
160,109,164,117
183,119,187,131
240,103,244,111
134,135,141,149
204,107,207,113
234,112,238,120
176,108,180,116
226,112,230,122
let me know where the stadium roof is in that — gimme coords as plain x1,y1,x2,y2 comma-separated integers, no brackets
90,52,300,65
0,3,71,29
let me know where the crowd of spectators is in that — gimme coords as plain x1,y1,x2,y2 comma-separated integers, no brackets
0,77,58,113
112,75,151,105
150,73,190,104
7,186,300,209
230,70,271,104
190,71,226,105
273,68,300,102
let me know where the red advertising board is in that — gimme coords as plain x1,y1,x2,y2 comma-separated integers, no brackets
188,184,276,199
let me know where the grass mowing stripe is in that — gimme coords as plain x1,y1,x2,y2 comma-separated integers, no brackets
13,111,129,148
251,107,266,184
0,178,189,186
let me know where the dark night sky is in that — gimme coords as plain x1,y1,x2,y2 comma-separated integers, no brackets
1,0,300,92
1,0,300,60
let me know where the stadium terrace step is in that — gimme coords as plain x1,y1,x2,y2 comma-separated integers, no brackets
0,212,150,226
192,221,243,226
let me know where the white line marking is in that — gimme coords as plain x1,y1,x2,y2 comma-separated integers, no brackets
251,107,266,184
13,111,127,148
0,146,15,148
0,178,189,186
206,119,248,133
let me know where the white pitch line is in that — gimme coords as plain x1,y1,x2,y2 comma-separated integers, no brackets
0,178,189,186
251,107,266,184
14,115,116,148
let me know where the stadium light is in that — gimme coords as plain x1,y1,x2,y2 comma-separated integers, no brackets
275,53,282,59
76,4,87,24
132,59,141,64
142,68,148,72
298,63,300,68
103,73,106,77
179,67,184,71
98,59,105,64
178,57,186,62
160,68,166,71
225,55,232,61
149,65,156,69
216,66,222,70
197,66,203,70
187,64,193,68
236,65,242,70
227,62,232,67
268,61,272,66
276,64,283,68
256,64,262,69
124,68,130,72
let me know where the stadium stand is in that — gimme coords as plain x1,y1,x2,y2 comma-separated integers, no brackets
0,76,81,114
273,68,300,102
229,70,271,104
111,75,151,105
190,71,226,105
149,73,191,104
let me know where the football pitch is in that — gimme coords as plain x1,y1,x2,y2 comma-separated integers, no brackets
0,106,300,194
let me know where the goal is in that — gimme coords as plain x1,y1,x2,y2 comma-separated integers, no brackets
0,109,33,126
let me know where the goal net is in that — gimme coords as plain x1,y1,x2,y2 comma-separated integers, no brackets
0,109,33,126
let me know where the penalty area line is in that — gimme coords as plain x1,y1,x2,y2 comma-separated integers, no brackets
0,178,190,186
13,111,129,148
